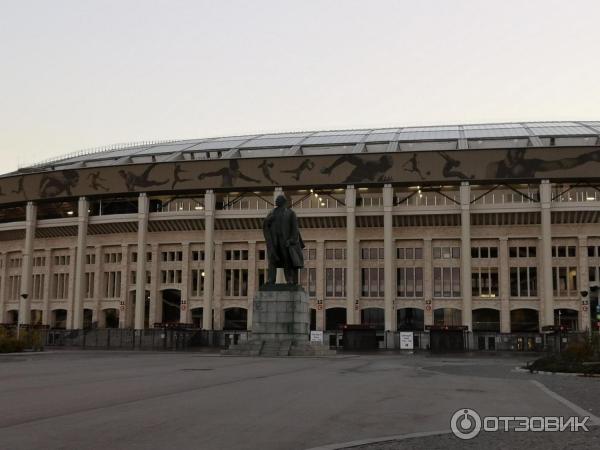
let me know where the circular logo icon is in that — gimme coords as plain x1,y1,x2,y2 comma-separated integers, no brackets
450,408,482,440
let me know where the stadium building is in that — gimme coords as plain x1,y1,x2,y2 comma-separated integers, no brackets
1,121,600,350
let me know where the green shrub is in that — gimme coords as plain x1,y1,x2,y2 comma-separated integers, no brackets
0,328,43,353
0,329,25,353
527,336,600,374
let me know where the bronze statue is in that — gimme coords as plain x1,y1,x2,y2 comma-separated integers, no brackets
263,195,305,284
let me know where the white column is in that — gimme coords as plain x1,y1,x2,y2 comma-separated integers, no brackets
578,236,589,332
120,244,130,328
72,197,89,329
247,241,256,330
540,180,554,328
460,182,472,330
499,237,510,333
149,244,160,325
316,239,325,331
383,184,395,331
345,186,357,324
66,246,77,329
180,242,190,324
41,249,51,325
423,238,433,327
202,190,215,330
93,246,102,327
0,252,7,323
213,241,223,329
18,201,36,326
134,193,149,329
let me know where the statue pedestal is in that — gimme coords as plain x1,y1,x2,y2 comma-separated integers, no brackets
251,285,309,343
222,285,335,357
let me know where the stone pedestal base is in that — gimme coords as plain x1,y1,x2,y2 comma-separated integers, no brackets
251,286,309,343
223,285,335,356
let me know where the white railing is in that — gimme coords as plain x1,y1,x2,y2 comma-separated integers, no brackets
395,192,458,207
552,189,600,203
470,190,537,205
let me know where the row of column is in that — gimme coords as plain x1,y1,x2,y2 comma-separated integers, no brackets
13,181,572,331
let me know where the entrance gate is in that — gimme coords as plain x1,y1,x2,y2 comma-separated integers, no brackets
427,325,468,352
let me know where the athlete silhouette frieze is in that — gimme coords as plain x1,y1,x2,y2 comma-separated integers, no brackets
172,164,191,190
402,153,428,180
258,160,278,184
320,155,393,183
39,171,80,198
88,171,109,192
197,159,260,187
439,152,474,180
486,148,600,179
118,164,169,192
281,159,315,181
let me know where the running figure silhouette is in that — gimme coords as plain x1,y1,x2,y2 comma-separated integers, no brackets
118,164,169,192
402,153,426,180
439,152,474,179
197,159,260,187
12,176,25,198
320,155,393,183
39,171,80,198
87,171,109,192
486,148,600,179
281,159,315,181
258,160,278,184
171,164,191,190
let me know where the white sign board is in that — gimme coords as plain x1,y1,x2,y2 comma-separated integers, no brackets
310,331,323,343
400,332,414,350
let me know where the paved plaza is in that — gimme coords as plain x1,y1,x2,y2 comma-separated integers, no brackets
0,351,598,450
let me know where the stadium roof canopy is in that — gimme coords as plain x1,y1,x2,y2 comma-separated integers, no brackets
17,121,600,173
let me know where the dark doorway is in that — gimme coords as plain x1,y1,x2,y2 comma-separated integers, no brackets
360,308,384,330
6,310,18,324
30,310,43,325
162,289,181,324
429,329,465,352
223,308,247,330
310,308,316,331
325,307,347,331
433,308,462,326
191,307,203,328
103,308,119,328
83,309,93,329
343,325,378,351
473,308,500,332
397,308,425,331
52,309,68,329
511,309,539,332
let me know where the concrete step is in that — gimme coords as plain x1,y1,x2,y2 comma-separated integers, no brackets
260,340,291,357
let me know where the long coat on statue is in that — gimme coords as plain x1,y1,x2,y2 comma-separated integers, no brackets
263,204,305,270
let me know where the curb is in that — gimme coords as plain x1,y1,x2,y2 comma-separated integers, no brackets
514,366,600,377
304,430,452,450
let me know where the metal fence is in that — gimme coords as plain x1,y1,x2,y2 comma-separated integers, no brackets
41,328,249,351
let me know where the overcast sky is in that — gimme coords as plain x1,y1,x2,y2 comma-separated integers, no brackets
1,0,599,172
